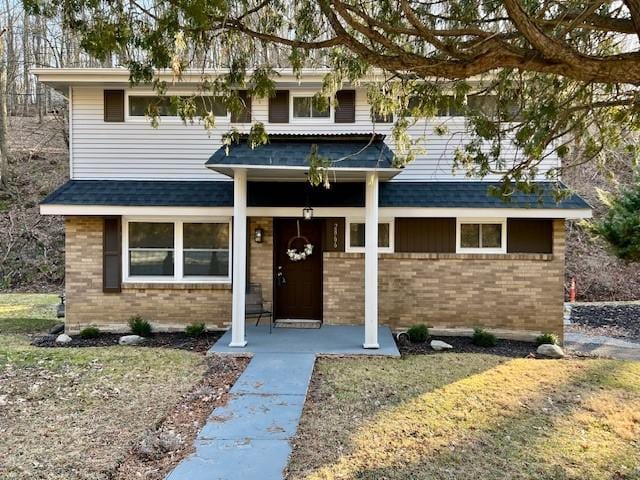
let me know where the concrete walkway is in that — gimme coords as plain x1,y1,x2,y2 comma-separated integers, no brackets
167,325,400,480
565,332,640,361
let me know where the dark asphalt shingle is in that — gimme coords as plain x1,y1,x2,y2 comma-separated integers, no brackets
207,134,396,169
41,180,591,210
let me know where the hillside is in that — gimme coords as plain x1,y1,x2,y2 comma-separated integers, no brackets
0,116,637,301
0,116,68,292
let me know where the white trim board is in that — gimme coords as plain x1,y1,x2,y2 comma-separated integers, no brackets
41,204,593,219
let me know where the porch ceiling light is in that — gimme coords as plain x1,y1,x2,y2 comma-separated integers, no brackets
302,206,314,220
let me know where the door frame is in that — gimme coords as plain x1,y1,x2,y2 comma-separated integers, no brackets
272,217,324,320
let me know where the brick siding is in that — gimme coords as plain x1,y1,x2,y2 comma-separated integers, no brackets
323,219,565,339
65,216,565,339
64,217,232,333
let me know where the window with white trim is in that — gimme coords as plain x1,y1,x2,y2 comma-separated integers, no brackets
346,219,394,252
292,95,331,119
124,218,231,282
456,219,506,253
127,95,228,118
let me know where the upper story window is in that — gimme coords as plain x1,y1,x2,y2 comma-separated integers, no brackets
292,96,331,119
456,219,506,254
128,95,228,118
124,218,231,282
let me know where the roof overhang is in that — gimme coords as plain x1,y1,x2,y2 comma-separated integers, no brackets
32,67,488,91
207,165,401,181
40,203,592,219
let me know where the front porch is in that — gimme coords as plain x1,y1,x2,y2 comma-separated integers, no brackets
210,324,400,357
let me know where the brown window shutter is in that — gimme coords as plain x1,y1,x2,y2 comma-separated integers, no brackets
507,219,553,253
323,218,345,252
268,90,289,123
335,90,356,123
395,218,455,253
104,90,125,122
103,217,122,293
231,90,252,123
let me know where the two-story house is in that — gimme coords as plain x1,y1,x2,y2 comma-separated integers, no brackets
34,68,591,349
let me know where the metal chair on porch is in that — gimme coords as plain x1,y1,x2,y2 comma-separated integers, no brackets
246,283,273,333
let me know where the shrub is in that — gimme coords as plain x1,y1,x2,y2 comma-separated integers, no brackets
590,179,640,261
536,332,558,346
407,324,429,343
185,322,206,337
471,328,497,347
79,326,101,339
128,315,152,337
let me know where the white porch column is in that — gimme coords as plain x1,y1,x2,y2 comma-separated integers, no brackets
364,171,379,349
230,169,248,347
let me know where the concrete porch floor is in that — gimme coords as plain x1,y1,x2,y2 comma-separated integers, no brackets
209,324,401,357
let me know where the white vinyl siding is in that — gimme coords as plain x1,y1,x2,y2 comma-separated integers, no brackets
70,86,560,181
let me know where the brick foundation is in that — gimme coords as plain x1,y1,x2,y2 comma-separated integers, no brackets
323,219,565,339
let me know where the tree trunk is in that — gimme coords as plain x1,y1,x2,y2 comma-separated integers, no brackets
23,12,30,116
0,31,9,188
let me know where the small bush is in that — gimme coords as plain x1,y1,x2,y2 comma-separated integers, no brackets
536,332,558,346
79,326,101,339
128,315,152,337
185,322,206,337
407,324,430,343
471,328,497,348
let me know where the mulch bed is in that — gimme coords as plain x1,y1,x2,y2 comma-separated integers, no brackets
398,336,540,358
31,331,225,353
567,304,640,344
112,354,250,480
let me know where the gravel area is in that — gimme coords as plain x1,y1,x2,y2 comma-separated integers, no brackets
398,336,539,358
31,331,224,352
567,304,640,344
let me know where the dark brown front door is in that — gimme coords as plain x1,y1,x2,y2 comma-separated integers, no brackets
274,218,323,320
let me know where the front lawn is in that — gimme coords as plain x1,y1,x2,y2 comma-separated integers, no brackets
0,293,247,480
0,293,59,333
0,335,207,479
287,354,640,480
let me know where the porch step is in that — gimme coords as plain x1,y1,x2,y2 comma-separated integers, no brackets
274,319,322,329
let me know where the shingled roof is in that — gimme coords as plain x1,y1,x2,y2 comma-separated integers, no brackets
42,180,590,210
206,134,397,170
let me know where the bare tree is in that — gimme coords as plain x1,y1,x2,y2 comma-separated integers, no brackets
0,28,9,188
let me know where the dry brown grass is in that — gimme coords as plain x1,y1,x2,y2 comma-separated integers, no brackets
287,354,640,480
0,335,206,479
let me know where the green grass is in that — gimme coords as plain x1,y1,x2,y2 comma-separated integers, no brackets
0,293,59,334
287,355,640,480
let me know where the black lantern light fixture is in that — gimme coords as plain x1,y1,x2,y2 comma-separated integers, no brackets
254,227,264,243
302,206,314,220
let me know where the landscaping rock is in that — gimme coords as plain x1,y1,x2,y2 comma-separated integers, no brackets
396,332,411,346
537,344,565,358
55,333,72,344
119,335,145,346
48,323,65,335
431,340,453,351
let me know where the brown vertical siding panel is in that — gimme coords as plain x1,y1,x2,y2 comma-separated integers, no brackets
231,90,252,123
395,218,456,253
334,90,356,123
103,90,125,122
268,90,289,123
507,219,553,253
103,217,122,292
323,218,345,252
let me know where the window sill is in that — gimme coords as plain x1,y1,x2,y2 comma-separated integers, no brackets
324,252,554,261
122,282,232,290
